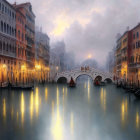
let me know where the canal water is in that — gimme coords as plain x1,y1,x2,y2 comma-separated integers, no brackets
0,77,140,140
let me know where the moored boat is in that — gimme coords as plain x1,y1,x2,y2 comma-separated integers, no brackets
69,77,76,87
11,83,34,90
0,82,8,89
94,80,100,86
134,90,140,98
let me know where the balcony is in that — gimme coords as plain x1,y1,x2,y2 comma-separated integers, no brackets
128,63,140,68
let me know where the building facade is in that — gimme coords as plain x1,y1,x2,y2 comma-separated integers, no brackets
14,2,35,84
0,0,16,84
114,23,140,87
35,29,50,83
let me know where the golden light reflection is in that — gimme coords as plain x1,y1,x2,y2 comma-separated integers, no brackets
35,87,39,117
21,92,25,125
121,99,128,126
84,82,86,88
30,91,34,123
51,87,64,140
65,87,67,97
51,112,63,140
57,87,59,111
70,112,74,135
136,111,139,129
3,98,6,122
63,87,65,120
45,88,48,101
100,88,106,112
87,80,90,102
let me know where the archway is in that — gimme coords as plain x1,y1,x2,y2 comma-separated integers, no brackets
104,78,112,83
94,76,102,82
75,74,93,84
57,77,67,84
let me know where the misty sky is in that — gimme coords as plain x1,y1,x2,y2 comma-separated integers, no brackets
9,0,140,65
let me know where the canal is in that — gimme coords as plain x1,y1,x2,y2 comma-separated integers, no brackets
0,77,140,140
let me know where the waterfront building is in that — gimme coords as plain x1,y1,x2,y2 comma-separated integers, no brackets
14,4,26,85
129,24,140,86
114,23,140,86
13,2,35,84
35,28,50,83
115,30,132,82
0,0,16,84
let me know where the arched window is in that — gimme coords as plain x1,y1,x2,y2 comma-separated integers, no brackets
4,23,6,33
1,21,3,32
7,24,9,34
6,43,8,51
10,26,11,35
3,42,5,51
10,44,11,51
12,28,14,36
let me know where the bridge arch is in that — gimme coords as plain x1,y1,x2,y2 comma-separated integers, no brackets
57,76,68,83
94,75,102,82
104,78,112,83
74,73,94,83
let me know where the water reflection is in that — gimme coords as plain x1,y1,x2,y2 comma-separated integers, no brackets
136,110,140,130
51,87,64,140
70,112,74,136
3,98,6,122
0,82,140,140
100,88,106,112
87,79,90,102
45,87,48,102
35,87,39,117
21,92,25,125
121,98,128,126
30,91,34,123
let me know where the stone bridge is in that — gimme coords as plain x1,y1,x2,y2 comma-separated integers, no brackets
55,68,114,84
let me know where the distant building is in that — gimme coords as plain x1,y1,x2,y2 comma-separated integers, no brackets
106,48,115,73
51,41,66,71
35,28,50,82
49,50,60,82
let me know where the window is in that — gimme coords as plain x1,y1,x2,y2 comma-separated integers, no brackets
1,21,3,32
22,33,24,41
18,30,20,39
137,32,139,38
133,34,135,39
2,4,4,12
3,42,5,50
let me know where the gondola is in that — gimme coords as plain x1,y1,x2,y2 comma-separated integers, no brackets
69,77,76,87
0,82,8,89
94,80,100,86
134,90,140,98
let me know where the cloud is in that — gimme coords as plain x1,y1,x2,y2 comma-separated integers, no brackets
8,0,140,65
